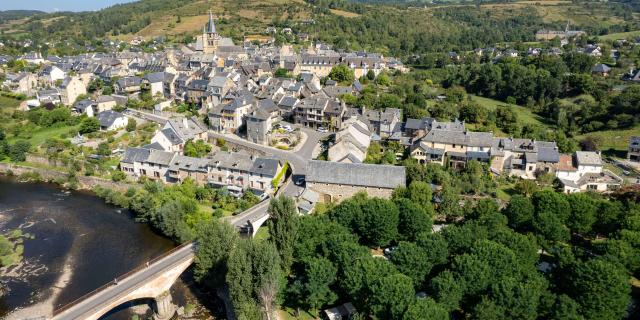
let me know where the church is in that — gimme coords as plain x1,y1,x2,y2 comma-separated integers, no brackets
194,11,244,58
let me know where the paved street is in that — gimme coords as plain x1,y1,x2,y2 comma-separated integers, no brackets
213,125,328,229
52,243,195,320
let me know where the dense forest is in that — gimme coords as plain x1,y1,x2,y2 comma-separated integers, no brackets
304,0,640,57
0,10,43,25
190,166,640,319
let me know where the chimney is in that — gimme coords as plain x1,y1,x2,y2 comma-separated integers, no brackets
182,118,189,129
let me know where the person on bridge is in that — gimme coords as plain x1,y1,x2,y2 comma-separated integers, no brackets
113,278,118,285
146,261,149,268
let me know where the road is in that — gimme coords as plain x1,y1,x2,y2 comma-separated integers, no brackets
213,125,329,229
52,243,195,320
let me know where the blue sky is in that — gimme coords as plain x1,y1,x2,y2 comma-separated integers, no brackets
0,0,137,12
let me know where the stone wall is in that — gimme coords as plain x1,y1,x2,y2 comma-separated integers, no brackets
0,163,135,192
307,182,394,203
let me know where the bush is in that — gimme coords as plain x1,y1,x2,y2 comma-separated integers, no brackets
111,170,126,182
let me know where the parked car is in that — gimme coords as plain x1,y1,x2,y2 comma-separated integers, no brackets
295,177,305,186
317,127,328,133
283,125,293,132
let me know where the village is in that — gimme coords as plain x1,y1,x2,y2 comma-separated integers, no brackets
0,13,637,219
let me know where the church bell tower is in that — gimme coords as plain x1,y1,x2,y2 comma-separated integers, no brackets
203,10,220,54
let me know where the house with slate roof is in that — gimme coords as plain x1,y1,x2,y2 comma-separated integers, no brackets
121,147,283,194
151,117,208,153
328,118,371,163
555,151,622,193
305,160,406,203
96,110,127,131
628,136,640,162
59,76,87,106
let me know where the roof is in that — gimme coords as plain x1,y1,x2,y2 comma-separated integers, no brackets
96,110,125,128
306,160,406,189
557,154,577,171
576,151,602,166
159,128,184,145
122,147,150,164
592,63,611,73
250,158,280,176
146,150,175,166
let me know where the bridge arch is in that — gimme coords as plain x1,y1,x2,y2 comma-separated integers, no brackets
52,243,195,320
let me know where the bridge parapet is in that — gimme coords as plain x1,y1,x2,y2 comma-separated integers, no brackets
51,242,195,320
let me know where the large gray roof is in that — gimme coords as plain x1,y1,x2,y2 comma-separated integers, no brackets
122,147,150,164
250,158,281,176
306,160,406,189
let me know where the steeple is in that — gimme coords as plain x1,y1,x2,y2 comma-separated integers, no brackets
206,10,216,34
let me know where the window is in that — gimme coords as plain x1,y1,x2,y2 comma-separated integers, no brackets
587,185,598,190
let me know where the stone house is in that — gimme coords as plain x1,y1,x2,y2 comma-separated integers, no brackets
151,117,208,153
209,96,254,133
556,151,622,193
59,76,87,106
305,160,406,203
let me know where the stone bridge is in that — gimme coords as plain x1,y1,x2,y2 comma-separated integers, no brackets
50,242,195,320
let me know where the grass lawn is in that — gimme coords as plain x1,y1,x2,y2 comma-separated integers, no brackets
254,225,270,241
8,125,80,146
575,124,640,157
0,96,22,109
599,30,640,41
469,95,551,129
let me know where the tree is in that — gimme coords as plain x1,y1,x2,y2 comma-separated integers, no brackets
227,240,255,310
79,117,100,134
431,270,464,311
533,211,570,243
358,198,399,247
96,142,111,156
514,179,538,197
291,257,337,311
389,241,432,287
252,241,282,320
567,258,631,319
416,232,449,266
267,196,298,274
503,195,534,230
340,255,397,306
328,64,355,84
407,181,434,214
396,198,432,242
183,139,212,158
194,220,238,286
532,190,570,222
566,193,597,235
8,140,30,162
403,298,448,320
369,273,414,320
126,117,137,132
274,68,290,78
366,69,376,81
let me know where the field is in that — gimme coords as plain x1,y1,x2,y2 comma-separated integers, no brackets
575,124,640,156
7,124,79,146
0,96,23,109
114,0,313,42
599,30,640,41
330,9,361,18
469,95,550,129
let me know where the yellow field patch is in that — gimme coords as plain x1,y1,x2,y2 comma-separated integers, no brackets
330,9,361,18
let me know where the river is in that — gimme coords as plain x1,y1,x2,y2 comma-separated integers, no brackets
0,175,222,319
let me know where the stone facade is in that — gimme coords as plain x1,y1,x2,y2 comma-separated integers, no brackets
307,182,395,203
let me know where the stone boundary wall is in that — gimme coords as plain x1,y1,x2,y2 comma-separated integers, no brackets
0,163,135,192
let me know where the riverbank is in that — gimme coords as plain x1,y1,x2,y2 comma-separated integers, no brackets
0,162,135,192
0,176,223,319
4,255,74,320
